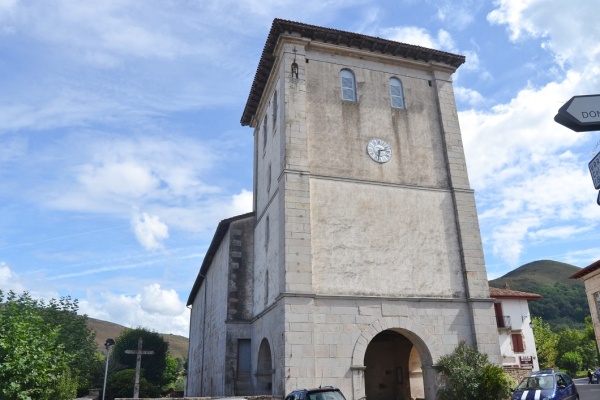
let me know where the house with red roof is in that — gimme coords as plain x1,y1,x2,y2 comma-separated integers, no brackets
490,285,541,371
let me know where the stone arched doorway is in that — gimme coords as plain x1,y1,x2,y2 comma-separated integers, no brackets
364,330,422,400
256,338,273,394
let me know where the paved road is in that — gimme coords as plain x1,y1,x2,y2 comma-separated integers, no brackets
573,377,600,400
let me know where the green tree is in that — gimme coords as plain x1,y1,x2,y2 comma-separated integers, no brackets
38,295,97,394
0,290,77,400
161,355,180,389
556,328,584,362
582,317,600,368
112,327,169,388
532,316,558,369
436,340,513,400
559,351,582,376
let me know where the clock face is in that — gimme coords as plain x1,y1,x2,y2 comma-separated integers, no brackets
367,139,392,163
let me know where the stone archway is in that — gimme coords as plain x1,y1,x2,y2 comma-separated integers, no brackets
256,338,273,394
364,330,417,400
351,318,437,400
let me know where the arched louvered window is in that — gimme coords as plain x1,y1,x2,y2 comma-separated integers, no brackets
390,77,405,109
262,114,268,153
340,69,356,101
272,90,278,126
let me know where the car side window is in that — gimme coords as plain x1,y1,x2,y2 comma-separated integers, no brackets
561,374,573,385
285,395,295,400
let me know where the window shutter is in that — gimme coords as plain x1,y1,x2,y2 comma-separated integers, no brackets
512,333,524,352
494,303,504,328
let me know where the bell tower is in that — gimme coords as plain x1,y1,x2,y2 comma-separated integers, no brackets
240,19,499,399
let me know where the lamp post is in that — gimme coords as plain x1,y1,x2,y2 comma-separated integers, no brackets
102,338,116,400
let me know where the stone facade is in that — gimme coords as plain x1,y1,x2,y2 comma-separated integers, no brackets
187,19,500,400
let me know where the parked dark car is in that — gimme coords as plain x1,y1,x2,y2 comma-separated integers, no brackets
512,370,578,400
284,386,347,400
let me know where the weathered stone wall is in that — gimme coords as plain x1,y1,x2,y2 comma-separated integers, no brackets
187,231,231,397
503,367,533,386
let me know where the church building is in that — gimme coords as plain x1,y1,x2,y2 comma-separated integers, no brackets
186,19,500,400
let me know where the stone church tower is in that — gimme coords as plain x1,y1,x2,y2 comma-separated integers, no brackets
187,19,500,400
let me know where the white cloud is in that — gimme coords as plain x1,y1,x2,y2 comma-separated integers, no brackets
80,285,190,336
433,0,484,30
528,225,591,241
0,262,26,293
460,0,600,269
227,189,254,216
40,133,222,220
131,209,169,251
380,26,457,53
140,284,185,316
454,86,485,107
487,0,600,69
79,161,159,198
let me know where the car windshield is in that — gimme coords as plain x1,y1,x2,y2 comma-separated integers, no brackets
307,391,345,400
517,376,555,391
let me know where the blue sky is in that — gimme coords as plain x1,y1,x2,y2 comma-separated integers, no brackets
1,0,599,337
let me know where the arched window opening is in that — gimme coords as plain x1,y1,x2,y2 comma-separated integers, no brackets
340,69,357,101
272,90,278,126
262,115,268,153
390,77,405,109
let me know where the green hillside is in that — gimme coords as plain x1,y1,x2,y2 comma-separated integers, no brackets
489,260,589,329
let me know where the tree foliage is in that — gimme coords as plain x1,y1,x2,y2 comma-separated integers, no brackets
532,316,558,369
37,295,98,392
112,327,169,388
436,340,513,400
559,351,582,376
533,315,600,373
0,290,78,400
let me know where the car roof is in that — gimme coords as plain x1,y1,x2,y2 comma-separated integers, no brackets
531,369,560,376
289,387,342,395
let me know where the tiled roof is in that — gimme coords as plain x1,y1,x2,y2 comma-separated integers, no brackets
240,18,466,126
489,286,541,300
569,259,600,279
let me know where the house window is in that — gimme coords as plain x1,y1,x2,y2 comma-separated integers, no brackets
493,303,505,328
340,69,356,101
390,77,405,108
512,333,525,353
262,115,268,154
272,90,278,127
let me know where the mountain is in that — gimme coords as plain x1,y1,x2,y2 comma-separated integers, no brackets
87,317,189,360
489,260,589,329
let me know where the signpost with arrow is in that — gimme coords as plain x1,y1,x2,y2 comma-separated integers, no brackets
555,94,600,205
555,95,600,132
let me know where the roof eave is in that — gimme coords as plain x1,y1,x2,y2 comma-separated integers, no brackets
186,212,255,306
240,18,466,127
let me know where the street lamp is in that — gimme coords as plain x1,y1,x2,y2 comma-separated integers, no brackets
102,338,116,400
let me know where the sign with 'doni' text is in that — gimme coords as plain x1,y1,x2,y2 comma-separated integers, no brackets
555,95,600,132
590,151,600,190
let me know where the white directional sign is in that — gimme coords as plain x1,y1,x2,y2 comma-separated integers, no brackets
565,95,600,123
555,94,600,132
590,151,600,190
